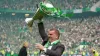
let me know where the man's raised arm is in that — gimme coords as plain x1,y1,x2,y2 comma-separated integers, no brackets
38,22,48,42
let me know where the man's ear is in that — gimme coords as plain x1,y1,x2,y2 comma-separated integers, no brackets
56,36,59,39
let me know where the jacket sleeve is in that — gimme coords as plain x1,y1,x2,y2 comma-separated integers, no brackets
38,22,48,41
45,44,65,56
18,48,27,56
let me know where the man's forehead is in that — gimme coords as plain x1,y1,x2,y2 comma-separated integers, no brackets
48,30,55,33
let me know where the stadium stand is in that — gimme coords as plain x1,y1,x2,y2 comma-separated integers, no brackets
0,0,100,56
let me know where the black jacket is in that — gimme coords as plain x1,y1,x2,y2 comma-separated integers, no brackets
18,46,27,56
38,22,65,56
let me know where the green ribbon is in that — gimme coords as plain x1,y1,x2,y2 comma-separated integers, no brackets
39,2,57,14
39,2,73,18
44,40,60,48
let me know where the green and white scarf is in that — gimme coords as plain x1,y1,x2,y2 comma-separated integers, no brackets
44,40,60,48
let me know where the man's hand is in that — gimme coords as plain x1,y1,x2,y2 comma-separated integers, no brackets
35,43,45,51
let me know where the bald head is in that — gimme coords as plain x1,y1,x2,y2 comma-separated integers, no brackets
23,42,29,48
49,28,60,37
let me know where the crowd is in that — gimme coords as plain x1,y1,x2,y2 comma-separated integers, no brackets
0,16,100,55
64,0,100,9
0,0,99,10
0,0,100,56
0,0,41,11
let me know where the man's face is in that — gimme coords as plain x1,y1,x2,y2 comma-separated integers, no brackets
48,30,57,40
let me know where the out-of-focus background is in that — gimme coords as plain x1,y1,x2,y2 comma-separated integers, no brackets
0,0,100,56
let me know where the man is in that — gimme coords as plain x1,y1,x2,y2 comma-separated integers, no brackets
35,21,65,56
18,41,29,56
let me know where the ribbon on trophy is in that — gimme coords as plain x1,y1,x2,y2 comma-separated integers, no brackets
25,0,73,32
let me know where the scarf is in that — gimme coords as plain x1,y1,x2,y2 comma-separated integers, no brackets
44,40,60,48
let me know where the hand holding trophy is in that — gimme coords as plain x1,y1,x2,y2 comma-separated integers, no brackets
25,0,55,32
